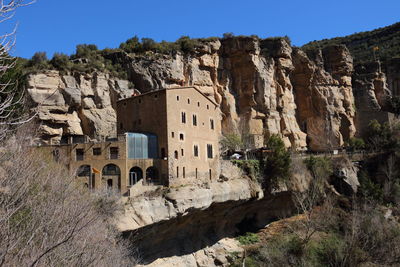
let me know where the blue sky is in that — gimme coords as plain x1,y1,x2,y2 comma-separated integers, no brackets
5,0,400,58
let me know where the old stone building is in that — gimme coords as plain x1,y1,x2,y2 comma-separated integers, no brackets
41,86,221,194
117,86,221,186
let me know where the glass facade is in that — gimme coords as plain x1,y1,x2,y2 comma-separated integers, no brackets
126,133,158,159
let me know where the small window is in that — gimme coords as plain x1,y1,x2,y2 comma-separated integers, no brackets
161,148,166,158
177,96,180,101
181,149,184,156
210,119,214,130
138,99,142,103
181,112,186,123
180,133,184,140
194,145,199,157
187,98,190,104
76,149,84,161
207,104,209,110
154,94,158,98
174,151,179,159
195,168,198,178
176,166,179,177
77,165,91,177
172,132,175,138
183,167,186,178
110,147,119,159
93,147,101,156
119,122,123,130
193,114,197,126
207,144,213,159
197,102,200,107
209,169,212,180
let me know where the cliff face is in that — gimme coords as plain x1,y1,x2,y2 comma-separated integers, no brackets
27,38,361,151
27,71,134,143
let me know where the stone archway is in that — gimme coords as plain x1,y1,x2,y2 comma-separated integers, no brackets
102,164,121,190
146,166,159,184
129,166,143,186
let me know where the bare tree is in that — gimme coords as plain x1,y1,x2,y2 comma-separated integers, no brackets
0,1,37,140
0,129,136,266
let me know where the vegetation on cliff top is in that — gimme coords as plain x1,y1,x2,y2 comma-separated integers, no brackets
303,22,400,64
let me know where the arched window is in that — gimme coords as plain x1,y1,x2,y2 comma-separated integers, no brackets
102,164,121,176
102,164,121,190
77,165,91,177
129,166,143,186
174,150,179,159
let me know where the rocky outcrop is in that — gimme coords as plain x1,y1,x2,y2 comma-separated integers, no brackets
352,62,393,137
26,70,134,143
118,176,295,266
27,38,362,151
120,39,357,150
291,45,356,151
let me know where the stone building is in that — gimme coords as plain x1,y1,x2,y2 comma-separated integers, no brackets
41,87,221,195
117,86,221,186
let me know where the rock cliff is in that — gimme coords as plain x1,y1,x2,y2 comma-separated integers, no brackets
27,38,363,151
26,70,135,143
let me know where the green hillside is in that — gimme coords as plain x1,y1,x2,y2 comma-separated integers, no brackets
303,22,400,64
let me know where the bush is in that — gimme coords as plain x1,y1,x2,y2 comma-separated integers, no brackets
28,52,51,70
236,232,259,245
308,234,347,266
231,159,260,180
347,137,365,151
220,133,243,152
263,135,291,190
50,53,71,71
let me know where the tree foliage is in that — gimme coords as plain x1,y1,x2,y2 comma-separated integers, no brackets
263,135,291,190
303,22,400,64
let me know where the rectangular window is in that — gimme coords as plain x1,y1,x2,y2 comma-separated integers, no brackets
181,112,186,123
193,114,197,126
183,167,186,178
180,133,184,141
76,149,84,161
176,166,179,178
181,149,184,156
207,144,213,159
195,168,198,179
194,145,199,157
210,119,214,130
172,132,175,138
110,147,119,159
93,147,101,155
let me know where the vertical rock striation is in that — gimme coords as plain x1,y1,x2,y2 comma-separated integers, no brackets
27,38,362,151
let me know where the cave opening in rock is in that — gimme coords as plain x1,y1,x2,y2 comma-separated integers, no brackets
235,214,258,235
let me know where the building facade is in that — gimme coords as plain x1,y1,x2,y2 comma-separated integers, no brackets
41,87,221,195
117,86,221,186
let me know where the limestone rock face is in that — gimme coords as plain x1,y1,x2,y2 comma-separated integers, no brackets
291,46,356,151
27,38,361,151
353,62,393,137
125,38,310,149
26,71,134,143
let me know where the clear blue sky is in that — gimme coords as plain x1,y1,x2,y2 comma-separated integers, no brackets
5,0,400,59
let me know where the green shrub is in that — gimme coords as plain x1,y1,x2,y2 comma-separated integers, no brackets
50,53,71,71
220,133,243,152
236,232,259,245
231,159,261,180
263,135,291,189
308,234,347,266
347,137,365,151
